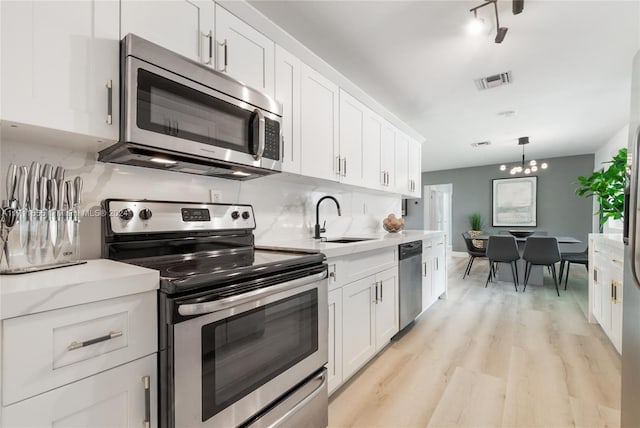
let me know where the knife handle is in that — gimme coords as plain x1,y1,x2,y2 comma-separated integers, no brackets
65,181,75,210
42,164,53,180
29,172,39,212
18,166,28,210
73,176,83,206
39,178,48,211
6,163,16,202
57,180,65,210
49,179,58,212
54,166,65,183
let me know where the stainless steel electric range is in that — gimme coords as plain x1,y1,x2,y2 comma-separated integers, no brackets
101,199,328,428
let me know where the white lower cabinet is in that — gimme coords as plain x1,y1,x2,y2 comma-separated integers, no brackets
589,234,623,353
422,234,447,311
333,249,399,389
327,287,343,394
2,354,157,428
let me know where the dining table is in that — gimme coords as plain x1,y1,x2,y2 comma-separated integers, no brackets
473,234,582,286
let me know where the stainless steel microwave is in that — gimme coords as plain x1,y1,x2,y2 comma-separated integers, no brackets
99,34,283,180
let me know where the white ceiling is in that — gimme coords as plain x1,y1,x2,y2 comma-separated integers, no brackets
248,0,640,171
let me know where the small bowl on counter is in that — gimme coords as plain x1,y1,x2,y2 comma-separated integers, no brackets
383,223,404,233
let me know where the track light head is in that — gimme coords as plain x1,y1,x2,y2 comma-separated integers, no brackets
495,27,508,43
513,0,524,15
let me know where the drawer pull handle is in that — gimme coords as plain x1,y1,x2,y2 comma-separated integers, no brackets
143,375,151,428
67,330,123,351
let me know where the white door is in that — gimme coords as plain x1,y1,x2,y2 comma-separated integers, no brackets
1,0,119,141
424,184,453,252
121,0,214,66
300,64,339,182
338,90,364,186
327,288,343,394
2,354,157,427
374,268,399,350
275,45,302,174
215,5,275,96
342,277,376,379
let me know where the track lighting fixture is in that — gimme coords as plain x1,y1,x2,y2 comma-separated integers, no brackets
469,0,523,44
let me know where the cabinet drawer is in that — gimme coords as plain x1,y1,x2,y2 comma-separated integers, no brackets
2,354,157,428
3,291,157,405
342,247,397,285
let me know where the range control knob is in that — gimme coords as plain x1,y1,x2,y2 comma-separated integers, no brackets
139,208,153,221
242,211,251,220
119,208,134,221
231,211,240,220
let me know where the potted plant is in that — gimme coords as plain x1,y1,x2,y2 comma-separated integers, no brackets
468,212,484,248
576,147,626,226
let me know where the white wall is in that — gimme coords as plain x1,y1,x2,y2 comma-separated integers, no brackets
592,124,629,233
0,138,400,259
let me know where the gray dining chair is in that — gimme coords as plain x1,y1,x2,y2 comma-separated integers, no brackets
462,232,487,279
522,236,562,296
485,235,520,291
559,246,588,289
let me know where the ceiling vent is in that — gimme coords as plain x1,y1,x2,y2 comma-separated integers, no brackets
471,141,491,147
474,71,512,90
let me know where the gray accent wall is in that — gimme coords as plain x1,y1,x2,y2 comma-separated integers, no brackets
403,154,595,252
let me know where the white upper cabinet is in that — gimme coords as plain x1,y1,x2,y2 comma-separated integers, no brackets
362,110,384,190
363,111,396,191
338,90,365,186
1,0,119,141
380,122,397,189
394,132,410,195
215,5,275,96
121,0,214,66
300,64,339,182
408,139,422,198
275,45,302,174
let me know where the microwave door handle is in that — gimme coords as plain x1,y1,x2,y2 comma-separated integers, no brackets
253,108,265,161
177,270,327,316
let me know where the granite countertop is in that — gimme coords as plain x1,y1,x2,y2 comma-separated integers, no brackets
0,259,159,319
256,229,445,258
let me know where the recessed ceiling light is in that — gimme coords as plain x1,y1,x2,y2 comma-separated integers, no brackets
498,110,516,117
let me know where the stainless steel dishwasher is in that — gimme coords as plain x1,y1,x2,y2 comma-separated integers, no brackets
398,240,423,331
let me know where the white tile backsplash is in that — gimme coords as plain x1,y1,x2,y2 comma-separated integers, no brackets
1,138,401,258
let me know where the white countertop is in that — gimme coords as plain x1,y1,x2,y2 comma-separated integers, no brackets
256,229,444,258
0,259,159,319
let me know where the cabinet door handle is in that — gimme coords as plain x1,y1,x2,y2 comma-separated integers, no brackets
202,30,213,65
423,261,426,277
143,375,151,428
436,257,439,271
335,156,341,176
217,39,228,72
379,281,383,302
381,171,385,186
385,171,389,186
105,80,113,125
374,282,379,303
341,158,347,177
329,264,337,281
67,330,123,351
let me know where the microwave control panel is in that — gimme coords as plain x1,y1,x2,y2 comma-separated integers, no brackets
263,119,280,161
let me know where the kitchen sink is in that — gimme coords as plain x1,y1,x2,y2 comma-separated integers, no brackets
325,237,374,244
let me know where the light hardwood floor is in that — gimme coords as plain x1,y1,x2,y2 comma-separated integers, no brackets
329,254,621,428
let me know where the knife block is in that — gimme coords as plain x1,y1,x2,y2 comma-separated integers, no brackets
0,208,85,274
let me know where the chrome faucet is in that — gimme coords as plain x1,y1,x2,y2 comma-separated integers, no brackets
314,196,341,239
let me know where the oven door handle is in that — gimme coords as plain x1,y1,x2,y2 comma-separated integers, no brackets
177,270,327,316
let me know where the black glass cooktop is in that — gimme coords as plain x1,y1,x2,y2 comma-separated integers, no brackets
126,248,325,294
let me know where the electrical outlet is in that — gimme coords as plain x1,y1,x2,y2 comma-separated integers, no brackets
210,189,222,203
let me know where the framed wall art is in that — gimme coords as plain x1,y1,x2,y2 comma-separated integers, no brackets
492,176,537,227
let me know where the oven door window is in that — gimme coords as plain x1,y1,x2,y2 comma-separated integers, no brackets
201,289,318,422
136,69,253,154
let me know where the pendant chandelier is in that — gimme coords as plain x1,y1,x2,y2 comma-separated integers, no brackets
499,137,548,175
